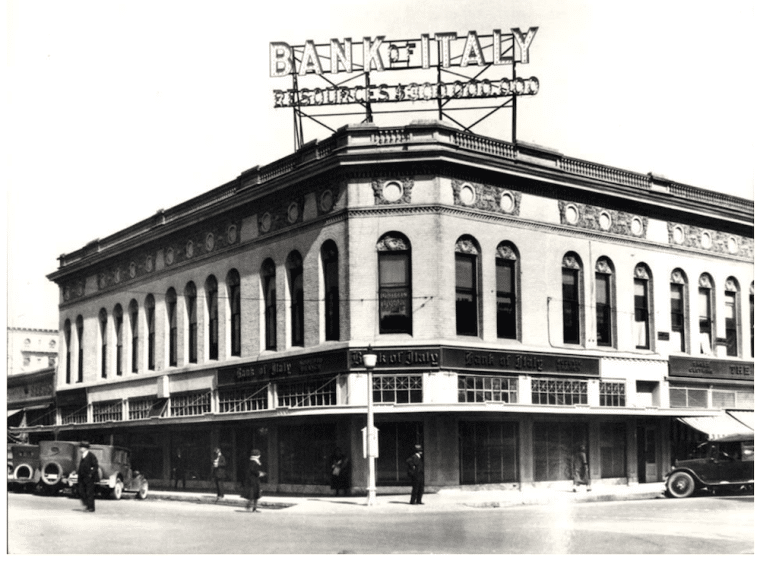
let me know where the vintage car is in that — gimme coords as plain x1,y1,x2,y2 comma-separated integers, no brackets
665,433,754,498
7,443,41,492
67,444,149,500
39,440,81,493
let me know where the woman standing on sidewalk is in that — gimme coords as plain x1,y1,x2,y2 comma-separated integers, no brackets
243,449,265,512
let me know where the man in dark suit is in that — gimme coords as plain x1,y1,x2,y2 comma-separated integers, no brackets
77,441,99,512
405,444,424,505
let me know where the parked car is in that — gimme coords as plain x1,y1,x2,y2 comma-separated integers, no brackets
665,433,754,498
67,444,149,500
8,443,41,492
39,441,81,493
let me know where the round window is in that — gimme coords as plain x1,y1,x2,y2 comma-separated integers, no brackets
672,226,684,244
598,212,611,231
565,204,579,225
383,182,403,202
459,184,476,205
500,191,515,212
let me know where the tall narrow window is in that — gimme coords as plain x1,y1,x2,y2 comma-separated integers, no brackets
99,308,108,378
670,270,687,353
64,319,72,384
496,242,518,339
185,283,198,363
287,252,304,347
595,258,614,347
76,315,84,383
262,260,277,350
146,294,156,370
751,283,755,359
724,278,739,357
455,236,480,337
378,233,412,334
114,305,123,376
698,274,714,355
322,241,340,341
227,270,241,357
129,299,139,373
166,289,178,366
206,276,218,360
562,253,582,345
633,264,652,350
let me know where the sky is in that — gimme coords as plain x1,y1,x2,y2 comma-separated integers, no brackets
3,0,755,332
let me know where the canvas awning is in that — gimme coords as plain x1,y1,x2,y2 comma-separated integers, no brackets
727,410,754,431
677,414,754,440
7,409,22,417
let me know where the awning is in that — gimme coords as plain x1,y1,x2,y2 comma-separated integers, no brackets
727,410,754,431
678,414,754,439
7,409,22,417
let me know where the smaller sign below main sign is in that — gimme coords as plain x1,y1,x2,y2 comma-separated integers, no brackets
669,356,754,381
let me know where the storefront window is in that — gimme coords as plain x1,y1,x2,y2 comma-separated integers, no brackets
373,375,422,404
531,377,588,405
458,375,517,403
533,421,588,482
219,384,269,413
600,422,626,478
459,421,518,484
278,423,335,485
376,421,423,485
277,377,336,408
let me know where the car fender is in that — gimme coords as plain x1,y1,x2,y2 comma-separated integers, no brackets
666,467,708,488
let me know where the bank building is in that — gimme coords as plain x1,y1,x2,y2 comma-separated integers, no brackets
38,120,753,494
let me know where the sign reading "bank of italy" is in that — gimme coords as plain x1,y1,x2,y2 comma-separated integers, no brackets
219,345,598,386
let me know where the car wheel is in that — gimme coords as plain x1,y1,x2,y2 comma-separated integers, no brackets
111,479,124,500
136,480,148,500
667,472,695,498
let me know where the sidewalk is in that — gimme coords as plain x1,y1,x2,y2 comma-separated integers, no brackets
146,482,666,513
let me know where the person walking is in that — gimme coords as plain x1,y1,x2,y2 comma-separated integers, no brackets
172,448,186,490
405,444,424,505
77,441,99,513
329,447,350,496
573,444,591,492
212,447,227,501
243,449,265,512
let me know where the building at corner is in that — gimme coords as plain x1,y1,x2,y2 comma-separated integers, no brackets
40,121,753,494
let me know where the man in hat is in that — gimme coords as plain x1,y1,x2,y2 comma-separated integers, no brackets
77,441,99,512
573,444,590,492
405,444,424,505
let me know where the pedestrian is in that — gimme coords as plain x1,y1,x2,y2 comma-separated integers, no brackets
212,447,227,501
573,444,590,492
77,441,99,513
243,449,265,512
405,443,424,505
329,447,350,496
173,448,186,490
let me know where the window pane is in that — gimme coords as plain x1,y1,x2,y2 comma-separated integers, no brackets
456,254,474,290
496,259,513,293
379,253,408,285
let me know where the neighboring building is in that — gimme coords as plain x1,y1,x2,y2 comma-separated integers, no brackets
41,121,753,493
7,366,57,442
7,327,59,375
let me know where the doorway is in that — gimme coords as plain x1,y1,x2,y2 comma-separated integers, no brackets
636,425,657,483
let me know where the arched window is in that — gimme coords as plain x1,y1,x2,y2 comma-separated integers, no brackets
206,276,219,360
166,289,178,366
595,257,615,347
698,273,715,355
562,253,583,345
750,282,755,359
670,269,688,353
456,236,480,337
262,260,277,350
64,319,72,384
377,232,412,334
99,308,108,378
129,299,139,373
227,270,241,357
114,304,123,376
76,315,84,383
287,252,304,347
724,277,739,357
146,294,156,370
185,283,198,363
496,241,519,339
633,264,653,350
321,240,340,341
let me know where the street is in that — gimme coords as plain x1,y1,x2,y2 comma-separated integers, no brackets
6,492,754,554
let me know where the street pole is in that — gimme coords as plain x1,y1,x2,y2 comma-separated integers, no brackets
363,346,378,506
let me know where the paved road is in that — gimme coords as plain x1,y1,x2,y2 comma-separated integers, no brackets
7,492,754,554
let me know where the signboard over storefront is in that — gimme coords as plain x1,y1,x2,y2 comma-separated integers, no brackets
669,356,754,381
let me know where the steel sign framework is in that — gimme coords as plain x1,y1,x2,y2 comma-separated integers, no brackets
269,28,539,149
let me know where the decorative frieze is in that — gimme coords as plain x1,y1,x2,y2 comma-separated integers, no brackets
452,179,521,215
667,223,754,259
372,178,413,205
558,201,647,238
